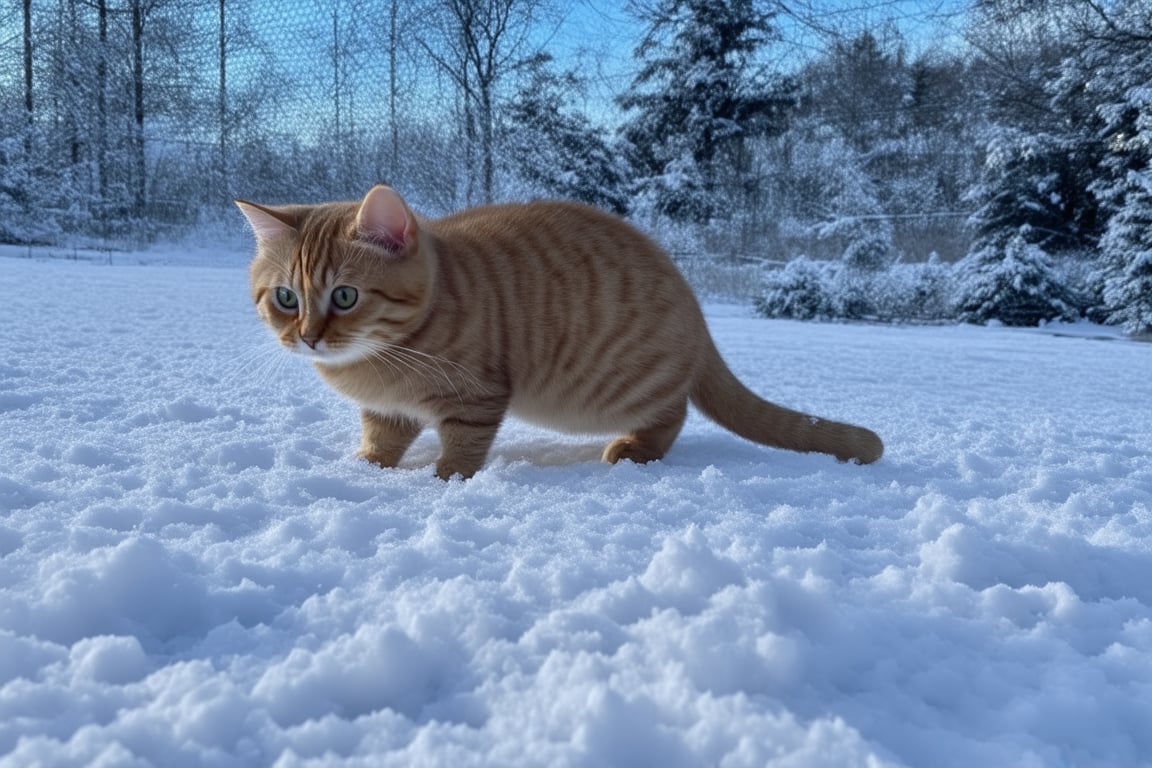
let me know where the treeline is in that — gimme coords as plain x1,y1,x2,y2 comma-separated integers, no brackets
756,0,1151,332
1,0,1149,332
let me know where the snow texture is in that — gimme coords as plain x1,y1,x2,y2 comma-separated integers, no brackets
2,253,1151,767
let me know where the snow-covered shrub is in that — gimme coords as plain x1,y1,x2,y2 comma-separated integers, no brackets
827,230,903,320
953,227,1078,326
755,257,834,320
757,255,957,324
829,263,876,320
881,256,953,323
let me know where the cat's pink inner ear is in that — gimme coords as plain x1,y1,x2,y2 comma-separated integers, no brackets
356,185,415,252
236,200,297,241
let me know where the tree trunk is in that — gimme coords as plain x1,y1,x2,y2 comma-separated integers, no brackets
422,0,542,206
388,0,400,174
66,0,81,165
219,0,228,191
97,0,108,199
23,0,33,152
479,85,494,203
131,0,146,214
332,8,341,145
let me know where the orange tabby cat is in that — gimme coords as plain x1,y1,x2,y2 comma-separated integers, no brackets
237,185,883,479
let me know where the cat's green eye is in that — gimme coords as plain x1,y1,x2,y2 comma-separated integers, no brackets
275,287,299,311
332,286,358,310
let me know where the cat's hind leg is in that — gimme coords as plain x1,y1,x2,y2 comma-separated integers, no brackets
358,410,423,468
601,401,687,465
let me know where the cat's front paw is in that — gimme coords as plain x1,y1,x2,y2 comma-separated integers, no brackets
434,457,482,481
357,449,404,469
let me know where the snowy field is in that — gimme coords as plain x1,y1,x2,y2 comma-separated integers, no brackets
1,252,1150,767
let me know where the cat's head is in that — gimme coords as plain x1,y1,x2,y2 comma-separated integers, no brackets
237,185,433,366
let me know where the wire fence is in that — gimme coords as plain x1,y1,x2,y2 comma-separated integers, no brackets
2,0,981,261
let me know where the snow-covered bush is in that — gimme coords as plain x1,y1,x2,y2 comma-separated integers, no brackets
757,256,956,324
952,227,1078,326
881,256,953,322
829,263,876,320
755,257,834,320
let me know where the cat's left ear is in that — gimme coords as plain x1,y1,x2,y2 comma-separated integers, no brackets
235,200,298,241
356,185,418,253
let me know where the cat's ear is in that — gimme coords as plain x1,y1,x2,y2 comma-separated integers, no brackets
235,200,298,241
356,185,417,253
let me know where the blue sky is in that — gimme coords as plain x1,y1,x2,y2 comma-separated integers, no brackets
547,0,970,120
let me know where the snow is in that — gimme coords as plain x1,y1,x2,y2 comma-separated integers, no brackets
2,252,1151,767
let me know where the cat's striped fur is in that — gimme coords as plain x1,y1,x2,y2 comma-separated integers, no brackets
237,185,883,479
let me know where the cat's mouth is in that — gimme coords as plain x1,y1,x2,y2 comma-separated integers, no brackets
291,337,370,366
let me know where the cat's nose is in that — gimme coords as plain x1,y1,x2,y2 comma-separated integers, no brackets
300,333,320,350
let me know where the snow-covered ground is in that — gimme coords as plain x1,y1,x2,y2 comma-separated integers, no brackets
1,253,1150,767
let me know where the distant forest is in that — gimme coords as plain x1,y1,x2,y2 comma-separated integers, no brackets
2,0,1150,331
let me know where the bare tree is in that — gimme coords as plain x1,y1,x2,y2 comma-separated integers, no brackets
418,0,551,203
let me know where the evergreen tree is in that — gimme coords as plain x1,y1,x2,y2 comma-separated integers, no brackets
504,59,630,214
1098,168,1152,334
617,0,794,222
802,29,913,155
1065,0,1152,331
1062,0,1152,216
953,225,1077,326
967,1,1106,260
965,129,1085,254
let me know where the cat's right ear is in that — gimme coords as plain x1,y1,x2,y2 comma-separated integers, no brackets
235,200,298,241
356,185,417,254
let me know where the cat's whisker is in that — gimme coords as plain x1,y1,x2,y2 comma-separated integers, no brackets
221,340,288,388
331,336,468,403
380,342,489,397
375,343,483,402
350,340,414,392
368,343,445,394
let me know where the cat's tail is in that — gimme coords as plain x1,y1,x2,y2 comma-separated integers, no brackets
689,338,884,464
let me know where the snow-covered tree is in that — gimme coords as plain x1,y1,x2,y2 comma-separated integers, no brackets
801,28,913,155
1067,0,1152,210
965,129,1087,254
1098,168,1152,334
795,133,895,319
618,0,794,222
504,60,630,214
953,225,1077,326
1064,0,1152,332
